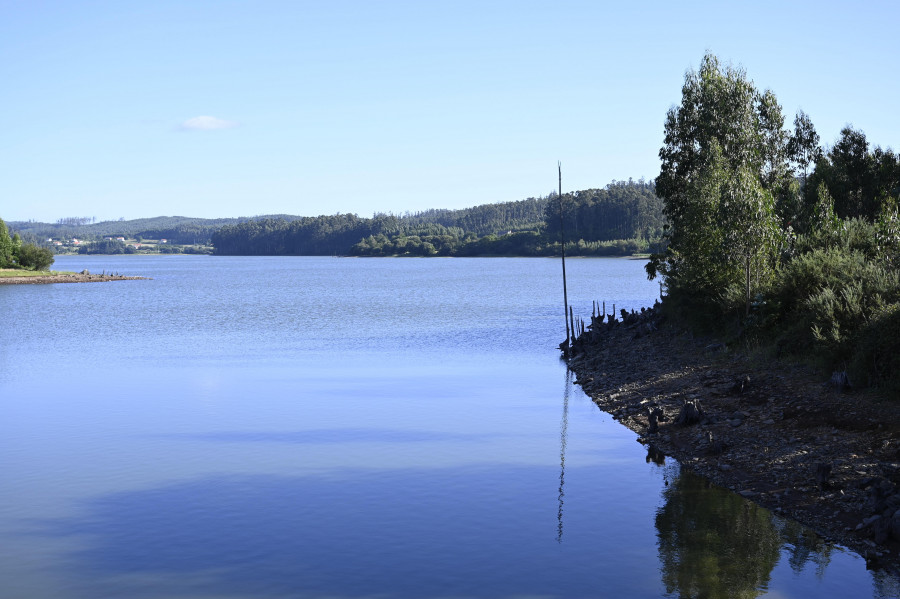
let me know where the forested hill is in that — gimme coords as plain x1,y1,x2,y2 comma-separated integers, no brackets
11,179,663,257
8,215,254,245
395,197,548,236
212,179,663,256
544,179,662,242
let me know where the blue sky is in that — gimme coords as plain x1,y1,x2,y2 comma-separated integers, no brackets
2,0,898,223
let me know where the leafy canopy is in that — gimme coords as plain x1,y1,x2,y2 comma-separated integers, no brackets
648,53,788,316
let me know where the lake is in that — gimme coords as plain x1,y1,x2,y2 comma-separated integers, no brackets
1,255,897,598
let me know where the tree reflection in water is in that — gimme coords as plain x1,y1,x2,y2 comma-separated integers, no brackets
776,518,834,579
655,468,780,599
648,451,900,598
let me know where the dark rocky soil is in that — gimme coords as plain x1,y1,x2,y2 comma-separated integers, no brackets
566,308,900,572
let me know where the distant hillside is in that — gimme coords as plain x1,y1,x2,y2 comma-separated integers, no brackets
10,179,663,257
8,214,308,245
212,180,663,257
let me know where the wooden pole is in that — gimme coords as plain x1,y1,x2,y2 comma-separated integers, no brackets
559,162,570,348
569,305,575,345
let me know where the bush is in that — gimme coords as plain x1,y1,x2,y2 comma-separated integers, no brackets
849,303,900,393
792,217,879,259
16,243,55,270
772,247,900,366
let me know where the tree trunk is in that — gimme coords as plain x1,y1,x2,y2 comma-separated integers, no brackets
745,252,751,318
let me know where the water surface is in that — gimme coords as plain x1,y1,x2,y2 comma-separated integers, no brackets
1,255,896,598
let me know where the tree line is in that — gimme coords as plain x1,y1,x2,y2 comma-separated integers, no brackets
210,186,664,257
648,52,900,392
0,218,55,270
10,215,257,246
11,183,664,258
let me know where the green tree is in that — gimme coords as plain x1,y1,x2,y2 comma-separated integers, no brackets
648,53,789,318
875,198,900,271
0,218,14,267
787,109,821,184
16,243,55,271
719,156,781,316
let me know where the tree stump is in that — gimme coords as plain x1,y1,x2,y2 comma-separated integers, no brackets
675,399,704,426
830,371,851,391
648,407,668,434
815,462,832,490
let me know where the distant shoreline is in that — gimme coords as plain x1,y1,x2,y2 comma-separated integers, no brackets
0,271,148,285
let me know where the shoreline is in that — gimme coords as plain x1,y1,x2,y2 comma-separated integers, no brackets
0,272,148,285
565,309,900,572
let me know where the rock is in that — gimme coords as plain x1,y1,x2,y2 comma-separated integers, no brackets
81,269,90,275
867,478,897,512
874,515,892,544
858,515,881,531
729,375,751,394
815,463,833,489
706,431,727,456
891,511,900,542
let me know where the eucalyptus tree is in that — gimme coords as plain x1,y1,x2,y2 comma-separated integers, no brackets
807,127,900,224
648,53,789,317
0,218,14,267
787,110,821,183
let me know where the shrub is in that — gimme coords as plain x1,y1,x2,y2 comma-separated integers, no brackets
16,243,55,271
849,303,900,394
793,217,879,259
773,247,900,366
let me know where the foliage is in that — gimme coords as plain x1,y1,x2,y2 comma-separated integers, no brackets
0,218,47,269
213,180,662,257
212,214,372,256
78,239,130,254
0,218,14,267
849,304,900,392
875,198,900,270
769,246,899,368
394,197,549,236
803,127,900,224
543,179,663,243
10,182,661,258
651,53,900,391
15,243,55,270
792,215,878,259
649,53,788,318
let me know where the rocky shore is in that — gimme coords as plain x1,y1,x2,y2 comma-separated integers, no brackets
565,307,900,572
0,270,147,285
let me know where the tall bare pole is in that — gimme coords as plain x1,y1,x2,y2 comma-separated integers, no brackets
559,162,570,347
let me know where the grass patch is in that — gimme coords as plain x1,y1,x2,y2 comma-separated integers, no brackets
0,268,76,278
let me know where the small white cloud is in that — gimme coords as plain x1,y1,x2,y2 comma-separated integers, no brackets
180,115,238,131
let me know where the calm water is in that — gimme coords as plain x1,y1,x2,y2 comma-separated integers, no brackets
1,255,897,599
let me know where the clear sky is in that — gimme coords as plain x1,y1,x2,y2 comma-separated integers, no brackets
2,0,898,223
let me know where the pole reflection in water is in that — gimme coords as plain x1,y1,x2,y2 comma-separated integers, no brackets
557,367,570,543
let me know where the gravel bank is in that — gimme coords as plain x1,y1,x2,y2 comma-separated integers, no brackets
0,272,148,284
